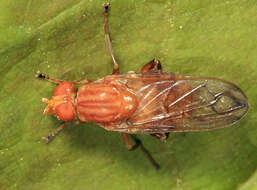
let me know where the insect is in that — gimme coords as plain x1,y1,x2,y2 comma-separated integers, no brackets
36,3,249,169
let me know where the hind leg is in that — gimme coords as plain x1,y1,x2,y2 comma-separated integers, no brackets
151,133,169,141
140,59,162,73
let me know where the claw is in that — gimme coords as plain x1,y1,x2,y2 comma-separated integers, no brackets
103,2,110,8
42,135,52,144
35,71,46,79
42,98,49,103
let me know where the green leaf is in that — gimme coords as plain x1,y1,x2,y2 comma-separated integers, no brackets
0,0,256,189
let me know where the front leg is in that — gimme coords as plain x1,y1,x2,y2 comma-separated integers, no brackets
35,71,91,85
35,71,64,84
120,133,160,170
140,58,162,73
43,120,81,143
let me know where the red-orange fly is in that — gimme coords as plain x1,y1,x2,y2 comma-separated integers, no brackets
36,3,249,169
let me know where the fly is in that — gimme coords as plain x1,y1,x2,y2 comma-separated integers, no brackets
35,3,249,169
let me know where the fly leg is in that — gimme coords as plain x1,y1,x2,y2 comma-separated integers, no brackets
104,3,119,74
72,79,92,85
43,120,81,143
43,122,66,143
121,133,160,170
35,71,64,84
140,58,162,73
151,133,169,141
35,71,91,85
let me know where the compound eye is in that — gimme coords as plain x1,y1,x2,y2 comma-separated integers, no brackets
54,82,75,96
55,103,76,121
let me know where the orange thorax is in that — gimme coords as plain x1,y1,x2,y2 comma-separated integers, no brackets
76,83,138,123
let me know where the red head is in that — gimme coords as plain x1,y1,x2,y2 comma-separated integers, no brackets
42,82,76,121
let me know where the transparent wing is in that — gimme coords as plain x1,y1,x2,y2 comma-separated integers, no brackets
113,73,249,133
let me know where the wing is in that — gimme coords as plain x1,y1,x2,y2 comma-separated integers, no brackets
111,72,249,133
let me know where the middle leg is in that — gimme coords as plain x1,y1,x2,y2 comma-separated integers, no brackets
104,3,119,74
121,133,160,170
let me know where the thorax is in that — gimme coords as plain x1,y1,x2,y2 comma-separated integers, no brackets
76,78,138,123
